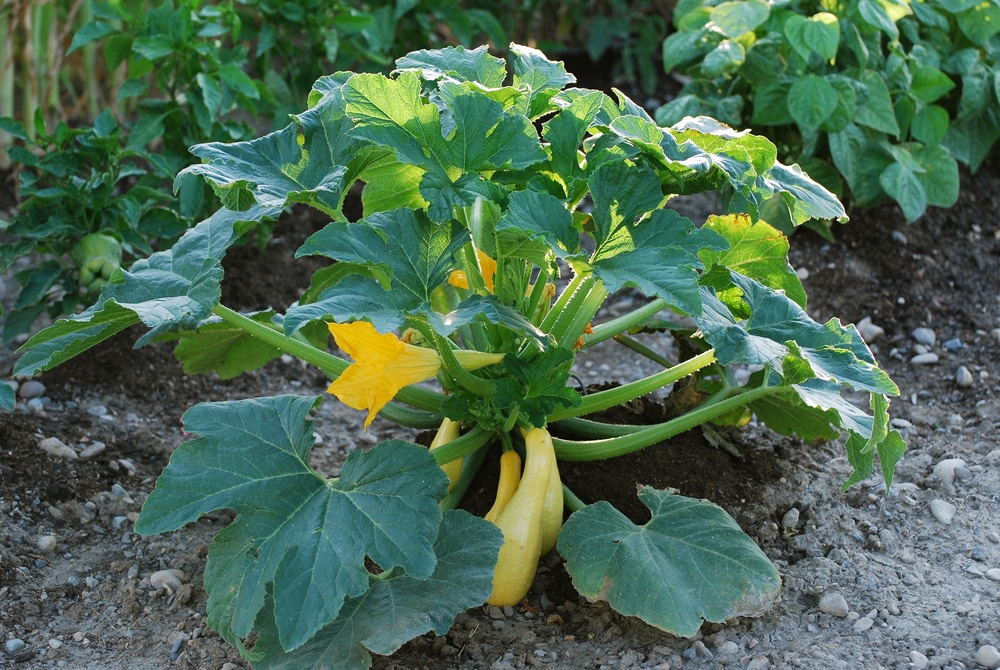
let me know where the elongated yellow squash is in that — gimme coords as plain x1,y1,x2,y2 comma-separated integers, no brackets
485,449,522,523
539,455,563,555
429,418,463,491
487,427,555,606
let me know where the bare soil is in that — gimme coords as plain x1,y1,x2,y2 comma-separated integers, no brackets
2,157,1000,669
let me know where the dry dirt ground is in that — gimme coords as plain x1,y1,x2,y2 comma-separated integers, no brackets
2,151,1000,670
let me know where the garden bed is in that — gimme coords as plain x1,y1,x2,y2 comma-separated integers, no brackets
2,147,999,669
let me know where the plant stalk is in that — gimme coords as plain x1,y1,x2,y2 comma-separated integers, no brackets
548,349,717,421
550,383,779,461
439,440,489,511
584,297,669,347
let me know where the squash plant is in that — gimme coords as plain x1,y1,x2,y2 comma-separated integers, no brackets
12,44,905,669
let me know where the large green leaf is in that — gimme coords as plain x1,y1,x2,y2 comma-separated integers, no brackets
695,271,897,395
912,144,959,208
879,162,927,222
699,214,807,308
783,12,840,62
134,395,449,653
592,208,727,315
13,205,275,376
288,209,467,333
427,295,549,345
252,510,502,669
558,487,780,636
853,69,899,135
179,90,374,217
496,189,581,261
589,161,665,257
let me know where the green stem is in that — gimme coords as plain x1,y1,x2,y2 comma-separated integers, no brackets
212,305,444,413
439,441,489,511
552,416,644,438
429,425,494,466
584,298,668,347
612,333,674,368
550,274,607,347
538,270,586,334
429,329,497,398
551,383,780,461
562,483,587,513
548,349,717,421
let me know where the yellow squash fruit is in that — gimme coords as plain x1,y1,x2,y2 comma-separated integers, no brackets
429,418,463,490
484,449,522,523
539,455,563,555
487,427,555,606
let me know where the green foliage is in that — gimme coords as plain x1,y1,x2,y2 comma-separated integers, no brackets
657,0,996,223
12,44,904,668
0,110,189,343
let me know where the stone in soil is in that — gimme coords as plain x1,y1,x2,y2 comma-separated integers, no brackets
818,592,849,617
929,499,956,524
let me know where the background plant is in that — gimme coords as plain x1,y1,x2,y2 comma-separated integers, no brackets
656,0,1000,226
11,44,905,669
0,109,186,342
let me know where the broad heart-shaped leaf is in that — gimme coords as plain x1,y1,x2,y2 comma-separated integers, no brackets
695,271,897,395
134,395,449,653
589,161,665,257
699,214,807,308
711,0,770,38
591,208,728,316
13,205,277,376
287,209,468,334
787,75,837,131
179,87,378,217
559,487,781,637
251,510,503,669
345,72,545,181
879,162,927,222
169,310,284,379
394,44,507,87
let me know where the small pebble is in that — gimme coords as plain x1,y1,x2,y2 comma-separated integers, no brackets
976,645,1000,669
149,569,186,595
27,398,45,413
910,650,929,669
985,568,1000,582
956,366,975,387
18,380,46,399
692,640,713,658
912,327,936,346
818,592,850,617
717,641,739,655
852,617,874,633
37,535,57,553
5,639,26,654
857,317,885,343
38,437,78,460
86,404,108,417
781,507,800,530
111,483,135,504
933,458,967,485
910,352,939,365
79,441,106,459
48,639,62,650
746,657,770,670
929,499,956,525
944,337,964,352
892,230,909,245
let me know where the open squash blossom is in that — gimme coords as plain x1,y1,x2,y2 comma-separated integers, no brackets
327,321,504,428
448,249,496,292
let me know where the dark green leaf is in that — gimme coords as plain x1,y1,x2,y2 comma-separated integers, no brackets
787,75,837,130
857,0,899,40
510,43,576,119
559,487,780,636
135,395,448,652
171,311,284,379
496,189,579,260
879,162,926,221
910,64,955,104
853,69,900,135
592,209,726,315
912,144,959,208
252,510,502,669
911,104,949,146
395,44,507,87
958,2,1000,45
67,20,118,55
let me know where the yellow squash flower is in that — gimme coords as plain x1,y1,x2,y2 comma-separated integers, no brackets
327,321,442,428
326,321,505,428
448,249,497,292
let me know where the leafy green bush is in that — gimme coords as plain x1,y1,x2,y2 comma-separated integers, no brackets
11,44,904,668
656,0,1000,224
0,110,188,343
